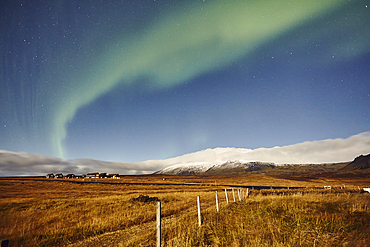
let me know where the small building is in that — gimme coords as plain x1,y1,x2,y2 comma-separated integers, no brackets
55,173,63,178
86,172,99,178
65,174,75,179
107,174,120,179
75,174,84,179
99,173,107,178
46,173,54,178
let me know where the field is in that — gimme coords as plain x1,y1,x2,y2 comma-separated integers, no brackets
1,174,370,246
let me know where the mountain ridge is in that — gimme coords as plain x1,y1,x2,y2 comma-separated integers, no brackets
341,153,370,171
0,131,369,176
154,160,291,176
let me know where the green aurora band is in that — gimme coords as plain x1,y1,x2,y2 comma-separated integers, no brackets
52,0,348,158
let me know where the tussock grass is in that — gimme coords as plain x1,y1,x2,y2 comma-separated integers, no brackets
0,178,216,246
1,177,369,246
153,193,370,247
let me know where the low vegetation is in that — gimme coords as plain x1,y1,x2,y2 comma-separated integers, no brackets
0,175,369,246
156,193,370,246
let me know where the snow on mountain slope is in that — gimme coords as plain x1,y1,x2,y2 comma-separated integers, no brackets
155,162,215,175
150,132,370,174
155,159,276,175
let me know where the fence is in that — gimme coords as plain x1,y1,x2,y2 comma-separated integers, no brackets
156,187,252,246
155,186,370,246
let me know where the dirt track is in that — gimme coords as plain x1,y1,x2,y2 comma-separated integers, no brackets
67,221,155,247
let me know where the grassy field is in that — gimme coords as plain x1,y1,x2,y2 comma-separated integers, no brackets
0,175,369,246
157,193,370,247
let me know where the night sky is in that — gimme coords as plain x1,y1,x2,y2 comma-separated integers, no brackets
1,0,369,163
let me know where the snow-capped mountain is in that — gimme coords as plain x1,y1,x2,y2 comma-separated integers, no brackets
155,160,276,175
204,160,275,175
154,162,214,175
1,131,369,176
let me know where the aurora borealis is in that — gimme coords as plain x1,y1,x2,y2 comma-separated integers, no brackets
1,0,370,163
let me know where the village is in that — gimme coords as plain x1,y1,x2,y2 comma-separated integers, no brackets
45,172,120,179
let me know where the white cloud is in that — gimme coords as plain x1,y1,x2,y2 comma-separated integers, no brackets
1,132,369,176
146,131,370,169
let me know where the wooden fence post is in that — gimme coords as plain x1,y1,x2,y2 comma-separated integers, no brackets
241,189,244,201
232,188,236,202
1,239,9,247
225,188,229,204
216,191,219,212
246,188,249,198
197,196,201,226
156,201,161,247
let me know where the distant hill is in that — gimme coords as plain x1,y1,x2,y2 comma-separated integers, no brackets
155,160,276,175
341,154,370,171
154,160,352,176
204,161,275,176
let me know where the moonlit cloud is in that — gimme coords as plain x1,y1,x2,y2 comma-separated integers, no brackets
2,132,367,176
144,132,370,170
0,150,67,176
0,151,158,176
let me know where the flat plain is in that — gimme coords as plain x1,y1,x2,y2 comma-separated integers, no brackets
1,174,369,246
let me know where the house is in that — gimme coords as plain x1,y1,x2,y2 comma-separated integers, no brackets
55,173,63,178
65,174,75,179
46,173,54,178
108,174,120,179
99,173,107,178
86,172,99,178
75,174,84,179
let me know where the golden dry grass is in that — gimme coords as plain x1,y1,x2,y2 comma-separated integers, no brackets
179,193,370,246
126,190,370,246
0,177,217,246
0,175,369,246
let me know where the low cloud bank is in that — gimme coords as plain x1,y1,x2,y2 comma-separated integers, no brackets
142,131,370,169
1,132,369,176
0,152,159,176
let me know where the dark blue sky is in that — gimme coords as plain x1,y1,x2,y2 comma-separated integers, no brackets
1,0,369,162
